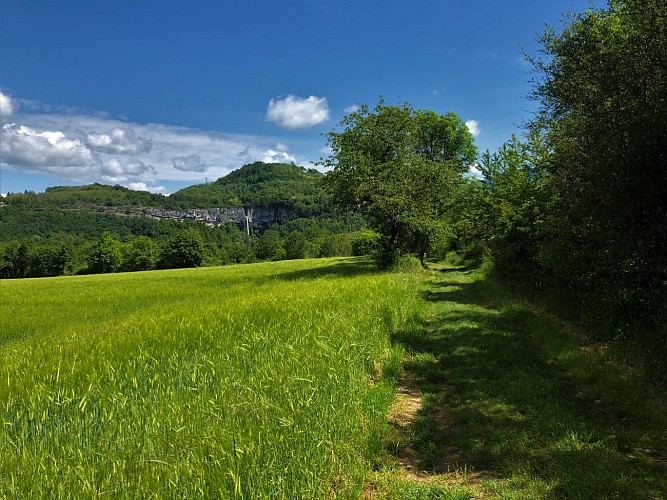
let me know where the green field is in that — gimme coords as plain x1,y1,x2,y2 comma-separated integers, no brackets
0,258,421,498
3,258,666,499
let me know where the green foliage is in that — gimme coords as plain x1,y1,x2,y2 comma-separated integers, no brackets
87,232,123,274
252,229,285,261
3,183,169,210
528,0,667,334
387,253,423,273
351,231,381,256
0,205,192,242
26,243,68,278
157,229,205,269
120,236,156,272
283,231,308,260
318,233,353,258
170,162,330,216
320,99,477,267
0,241,30,279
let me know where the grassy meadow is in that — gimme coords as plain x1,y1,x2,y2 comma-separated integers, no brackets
3,257,666,499
0,257,421,498
370,265,667,499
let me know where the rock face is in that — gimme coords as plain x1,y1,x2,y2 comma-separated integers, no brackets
145,206,294,231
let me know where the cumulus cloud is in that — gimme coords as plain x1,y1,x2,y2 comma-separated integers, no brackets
266,95,330,129
262,149,296,164
86,127,152,154
468,163,483,178
0,91,13,123
1,100,316,190
344,104,360,113
1,123,95,169
172,154,207,172
100,157,154,183
465,119,480,137
128,182,168,194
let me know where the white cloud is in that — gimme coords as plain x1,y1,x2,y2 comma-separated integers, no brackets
172,154,207,172
0,102,317,190
261,148,297,164
266,95,330,129
85,127,152,155
0,91,13,124
1,124,95,170
465,119,480,137
100,157,154,183
344,104,359,113
319,145,333,155
128,182,169,195
467,163,483,178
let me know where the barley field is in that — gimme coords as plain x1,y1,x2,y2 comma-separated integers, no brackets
0,258,421,498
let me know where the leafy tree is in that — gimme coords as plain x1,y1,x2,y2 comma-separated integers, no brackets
530,0,667,331
88,232,122,274
320,99,477,266
158,229,205,269
252,229,285,261
120,236,155,272
283,231,307,260
0,241,30,279
318,233,353,258
350,231,381,257
27,243,68,277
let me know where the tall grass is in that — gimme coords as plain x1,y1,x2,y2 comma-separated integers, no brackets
0,258,421,498
378,264,667,498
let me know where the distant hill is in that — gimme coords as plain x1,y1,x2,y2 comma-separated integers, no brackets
1,183,169,211
1,162,330,217
169,162,329,216
0,162,340,242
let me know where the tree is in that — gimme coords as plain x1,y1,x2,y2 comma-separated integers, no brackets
283,231,307,260
252,229,285,261
0,241,30,279
320,99,476,266
158,229,205,269
529,0,667,331
27,243,68,277
88,232,122,274
120,236,155,272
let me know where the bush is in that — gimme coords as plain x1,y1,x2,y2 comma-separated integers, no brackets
351,231,381,256
388,253,423,273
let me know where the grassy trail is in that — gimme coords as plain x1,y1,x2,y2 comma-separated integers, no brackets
371,264,667,499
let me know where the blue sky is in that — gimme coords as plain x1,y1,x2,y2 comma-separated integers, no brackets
0,0,593,195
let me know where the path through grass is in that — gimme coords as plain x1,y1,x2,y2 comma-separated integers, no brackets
370,264,667,499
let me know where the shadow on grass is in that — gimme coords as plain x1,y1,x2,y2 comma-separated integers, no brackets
391,270,667,498
273,258,378,282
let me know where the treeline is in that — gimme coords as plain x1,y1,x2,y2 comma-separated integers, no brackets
2,183,170,210
444,1,666,374
0,206,195,242
0,214,370,278
0,162,330,215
